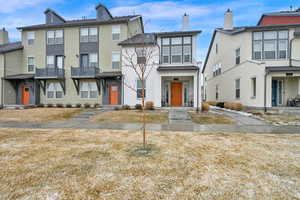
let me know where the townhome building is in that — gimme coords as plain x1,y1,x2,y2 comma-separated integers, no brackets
120,14,202,108
0,4,143,107
202,9,300,111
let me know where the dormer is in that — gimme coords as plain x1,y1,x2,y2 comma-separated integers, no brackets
95,4,113,21
44,9,66,24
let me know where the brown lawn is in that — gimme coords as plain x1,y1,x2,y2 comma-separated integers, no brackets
259,113,300,123
0,128,299,199
0,108,83,122
91,110,168,123
190,112,236,124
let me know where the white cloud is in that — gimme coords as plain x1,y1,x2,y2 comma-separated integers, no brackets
0,0,61,13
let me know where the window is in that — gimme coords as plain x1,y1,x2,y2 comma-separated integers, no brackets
216,43,218,54
47,56,55,68
136,48,146,64
112,25,121,40
213,63,221,77
80,54,89,68
80,81,98,98
216,85,218,100
235,79,240,99
161,36,192,64
80,27,98,43
47,30,63,45
112,52,120,69
47,82,63,99
137,79,146,98
253,30,288,60
47,56,64,68
89,53,98,68
251,77,256,98
27,57,35,72
235,48,240,65
27,32,35,45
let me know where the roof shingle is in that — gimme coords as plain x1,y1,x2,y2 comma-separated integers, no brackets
0,42,23,54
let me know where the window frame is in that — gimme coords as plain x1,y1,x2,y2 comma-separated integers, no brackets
137,79,146,99
112,51,120,69
27,31,35,45
27,56,35,72
47,82,63,99
235,79,240,99
235,48,240,65
252,30,289,60
80,27,98,43
161,36,192,64
80,81,98,99
47,30,64,45
112,25,121,41
251,77,256,98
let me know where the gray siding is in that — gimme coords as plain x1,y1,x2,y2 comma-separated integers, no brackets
46,44,64,57
80,42,99,54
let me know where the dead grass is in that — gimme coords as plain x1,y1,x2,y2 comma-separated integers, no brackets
91,110,168,123
190,112,236,124
0,108,83,122
259,113,300,123
0,128,299,199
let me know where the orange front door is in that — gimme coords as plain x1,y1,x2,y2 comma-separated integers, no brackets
22,86,30,105
109,85,119,105
171,82,182,106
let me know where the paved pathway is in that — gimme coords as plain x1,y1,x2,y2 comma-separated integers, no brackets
168,108,193,124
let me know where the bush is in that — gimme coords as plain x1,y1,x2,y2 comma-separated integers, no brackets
216,102,225,108
66,104,72,108
207,101,217,106
56,103,64,108
135,104,142,110
37,104,44,108
145,101,154,110
114,106,120,111
75,103,81,108
122,105,131,110
94,103,100,108
224,102,244,111
47,103,53,108
201,102,210,112
84,103,91,108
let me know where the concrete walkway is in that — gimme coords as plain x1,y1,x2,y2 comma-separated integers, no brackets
168,108,193,124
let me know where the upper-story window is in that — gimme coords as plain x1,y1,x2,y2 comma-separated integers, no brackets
47,30,63,45
80,27,98,43
112,51,120,69
216,43,218,54
161,36,192,64
80,53,98,68
27,32,35,45
136,48,146,64
213,63,221,77
27,57,35,72
47,55,64,69
235,48,240,65
253,30,288,60
112,25,121,41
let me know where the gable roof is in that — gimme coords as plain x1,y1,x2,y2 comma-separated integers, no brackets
202,23,300,73
257,10,300,25
17,15,141,30
44,8,66,23
0,42,23,54
95,3,113,19
119,33,156,46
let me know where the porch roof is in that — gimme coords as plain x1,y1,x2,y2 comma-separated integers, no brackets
157,66,199,71
96,71,122,78
266,66,300,73
4,74,34,80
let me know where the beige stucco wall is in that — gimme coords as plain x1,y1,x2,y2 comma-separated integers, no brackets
0,54,3,105
203,27,300,108
5,50,23,76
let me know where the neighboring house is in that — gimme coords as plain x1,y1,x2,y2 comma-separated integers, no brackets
0,4,143,106
202,9,300,110
120,14,202,108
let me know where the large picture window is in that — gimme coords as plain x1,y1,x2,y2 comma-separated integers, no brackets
80,27,98,43
47,30,63,45
47,82,63,99
161,36,192,64
80,81,98,99
252,30,288,60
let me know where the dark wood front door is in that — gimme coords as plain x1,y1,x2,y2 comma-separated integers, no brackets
22,86,30,105
171,82,182,106
109,85,119,105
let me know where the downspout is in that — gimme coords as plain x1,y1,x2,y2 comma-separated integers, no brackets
196,68,200,113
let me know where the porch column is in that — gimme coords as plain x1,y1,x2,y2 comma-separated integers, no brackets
298,78,300,95
265,75,272,108
193,73,200,109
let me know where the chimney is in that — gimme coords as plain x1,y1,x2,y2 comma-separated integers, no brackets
95,4,112,21
224,9,234,30
0,28,9,45
182,13,190,31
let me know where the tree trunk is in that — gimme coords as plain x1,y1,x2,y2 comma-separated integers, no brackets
142,79,146,148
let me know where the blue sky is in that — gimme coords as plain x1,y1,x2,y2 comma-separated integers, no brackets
0,0,299,60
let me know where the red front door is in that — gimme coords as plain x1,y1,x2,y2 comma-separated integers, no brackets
171,82,182,106
109,85,119,105
22,86,30,105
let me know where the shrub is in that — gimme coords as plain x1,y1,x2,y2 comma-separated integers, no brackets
201,102,210,112
47,103,53,108
66,104,72,108
94,103,100,108
135,104,142,110
84,103,91,108
145,101,154,110
216,102,225,108
207,101,217,106
37,104,44,108
75,103,81,108
122,105,131,110
224,102,244,111
114,106,120,111
56,103,64,108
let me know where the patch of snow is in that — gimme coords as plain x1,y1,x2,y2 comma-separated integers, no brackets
210,106,252,116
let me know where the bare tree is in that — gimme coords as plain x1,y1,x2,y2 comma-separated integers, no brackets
122,41,158,148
